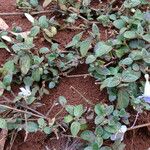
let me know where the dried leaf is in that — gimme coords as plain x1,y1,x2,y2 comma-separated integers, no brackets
10,31,30,39
1,35,12,42
24,13,35,23
43,0,52,8
0,88,4,96
0,129,8,150
0,18,9,30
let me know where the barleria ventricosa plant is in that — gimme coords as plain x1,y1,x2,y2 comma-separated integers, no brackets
0,0,150,149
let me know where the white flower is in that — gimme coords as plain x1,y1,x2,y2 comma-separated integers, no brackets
144,74,150,97
18,86,31,97
138,74,150,103
131,8,135,13
110,125,127,141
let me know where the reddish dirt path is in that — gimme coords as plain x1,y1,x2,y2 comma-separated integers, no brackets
0,0,150,150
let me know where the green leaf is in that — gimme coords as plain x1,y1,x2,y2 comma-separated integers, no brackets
121,70,140,82
30,0,38,7
97,15,110,26
65,105,74,115
92,23,100,37
43,126,51,134
123,31,137,39
129,39,145,49
80,40,91,57
123,0,141,8
137,24,144,35
32,68,43,82
86,55,96,64
38,16,49,28
105,105,114,116
39,47,50,54
80,130,95,142
47,53,57,62
104,125,119,134
132,63,140,71
38,118,46,128
142,34,150,43
120,57,133,65
12,43,35,52
58,96,67,106
100,146,112,150
23,76,33,86
95,126,103,137
26,122,38,132
0,118,7,129
64,115,73,123
94,104,105,116
74,104,84,117
129,50,142,60
30,26,40,37
101,76,121,89
19,55,31,75
92,143,99,150
95,136,103,147
113,19,125,29
95,42,112,57
112,140,126,150
26,96,36,104
115,46,129,58
142,48,150,63
117,88,129,109
33,56,44,64
3,60,14,73
84,146,93,150
66,32,83,48
95,116,105,124
102,130,111,139
3,74,12,86
48,81,56,89
0,42,10,52
70,121,80,137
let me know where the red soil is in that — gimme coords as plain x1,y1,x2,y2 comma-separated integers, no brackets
0,0,150,150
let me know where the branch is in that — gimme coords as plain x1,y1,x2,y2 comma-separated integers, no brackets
0,104,48,119
0,10,55,16
70,86,94,105
128,122,150,131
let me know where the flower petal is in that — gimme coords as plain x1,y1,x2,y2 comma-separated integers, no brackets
110,132,124,141
143,96,150,103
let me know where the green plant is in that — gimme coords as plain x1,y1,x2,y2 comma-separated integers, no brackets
0,0,150,149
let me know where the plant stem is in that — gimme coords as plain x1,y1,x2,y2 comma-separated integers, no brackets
67,9,90,24
128,122,150,131
65,73,91,78
54,108,64,118
70,86,94,105
20,104,46,118
104,61,115,67
130,111,140,128
0,104,47,119
61,134,82,139
2,96,13,103
46,100,57,117
0,10,55,16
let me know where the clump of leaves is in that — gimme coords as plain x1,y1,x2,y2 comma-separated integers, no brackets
80,104,129,149
87,8,150,109
59,97,129,149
